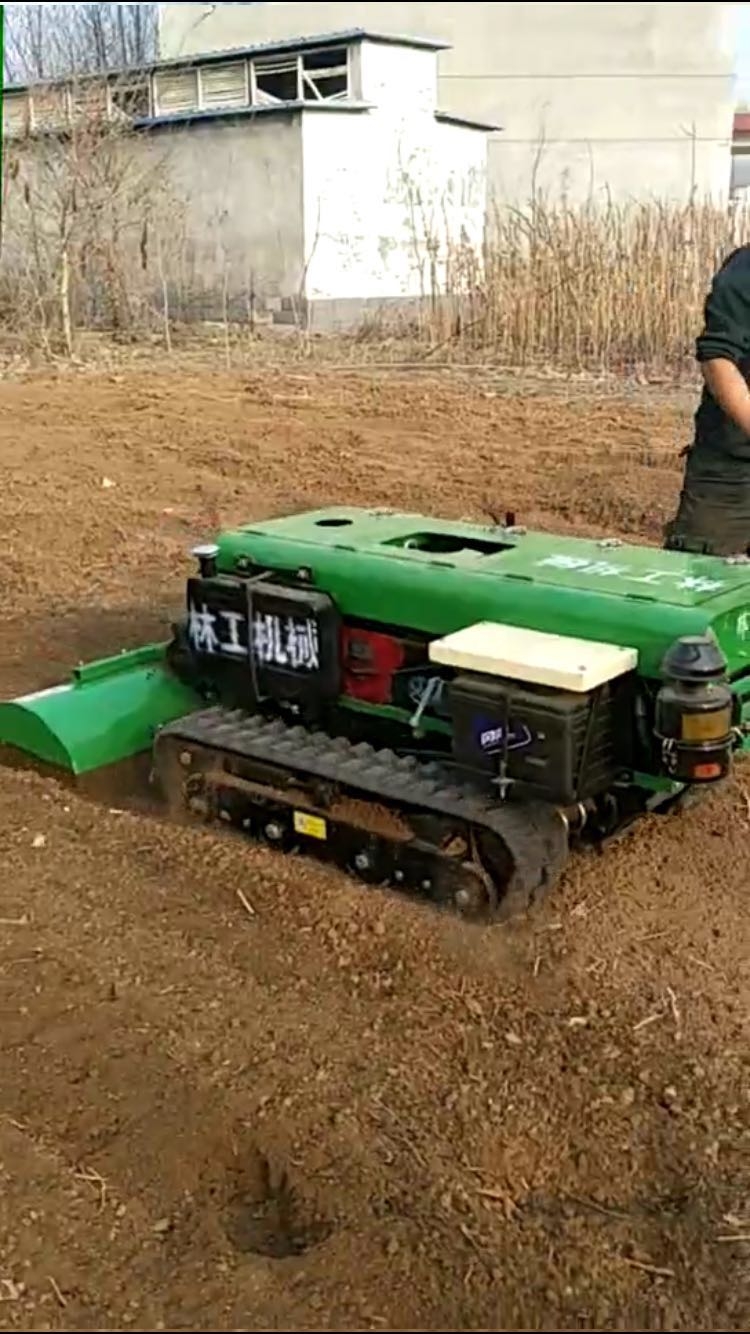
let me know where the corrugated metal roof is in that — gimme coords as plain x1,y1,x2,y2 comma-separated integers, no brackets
132,100,373,132
435,110,502,134
133,103,497,135
181,28,450,63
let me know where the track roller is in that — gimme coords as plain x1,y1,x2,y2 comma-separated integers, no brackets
154,707,570,922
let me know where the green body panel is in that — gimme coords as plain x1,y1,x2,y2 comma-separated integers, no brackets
0,644,202,774
219,507,750,678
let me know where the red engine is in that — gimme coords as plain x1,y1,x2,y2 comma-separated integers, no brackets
341,627,405,705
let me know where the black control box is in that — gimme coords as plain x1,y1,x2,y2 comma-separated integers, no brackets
449,671,619,805
185,575,341,705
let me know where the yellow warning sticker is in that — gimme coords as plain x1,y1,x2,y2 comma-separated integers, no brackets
293,811,327,840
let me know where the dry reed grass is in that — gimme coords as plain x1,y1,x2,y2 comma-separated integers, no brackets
436,197,749,377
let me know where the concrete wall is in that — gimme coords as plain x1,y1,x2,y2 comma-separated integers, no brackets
144,115,305,316
158,1,739,204
1,114,306,324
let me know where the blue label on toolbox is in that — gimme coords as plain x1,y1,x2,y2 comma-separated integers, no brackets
475,717,534,754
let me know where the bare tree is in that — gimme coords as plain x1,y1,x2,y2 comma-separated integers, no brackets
3,3,158,84
1,95,186,353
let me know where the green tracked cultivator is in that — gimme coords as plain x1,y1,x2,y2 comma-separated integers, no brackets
2,506,749,921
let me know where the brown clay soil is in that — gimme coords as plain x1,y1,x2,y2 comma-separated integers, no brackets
0,361,748,1332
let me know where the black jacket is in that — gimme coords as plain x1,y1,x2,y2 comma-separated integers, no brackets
692,244,750,476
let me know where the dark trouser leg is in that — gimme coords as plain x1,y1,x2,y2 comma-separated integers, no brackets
663,473,750,557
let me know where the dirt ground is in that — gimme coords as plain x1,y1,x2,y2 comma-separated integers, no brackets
0,360,748,1332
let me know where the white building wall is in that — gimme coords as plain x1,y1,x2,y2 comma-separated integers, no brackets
357,35,438,111
300,43,487,312
158,1,739,204
301,111,486,307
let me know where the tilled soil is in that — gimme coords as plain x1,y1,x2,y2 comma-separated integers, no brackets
0,362,748,1332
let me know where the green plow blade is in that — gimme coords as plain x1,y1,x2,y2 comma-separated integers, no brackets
0,643,202,775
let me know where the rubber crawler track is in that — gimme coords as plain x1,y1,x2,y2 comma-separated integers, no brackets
154,707,571,920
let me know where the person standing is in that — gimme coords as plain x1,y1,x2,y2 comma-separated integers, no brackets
664,245,750,556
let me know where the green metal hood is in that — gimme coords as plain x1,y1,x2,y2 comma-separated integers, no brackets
216,507,750,678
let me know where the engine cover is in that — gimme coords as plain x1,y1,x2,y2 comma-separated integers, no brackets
449,671,623,805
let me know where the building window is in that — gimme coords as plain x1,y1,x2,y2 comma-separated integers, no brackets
198,61,248,110
252,54,300,104
250,45,351,106
110,74,151,121
69,80,110,124
153,67,200,116
731,149,750,196
30,86,69,132
301,46,349,101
